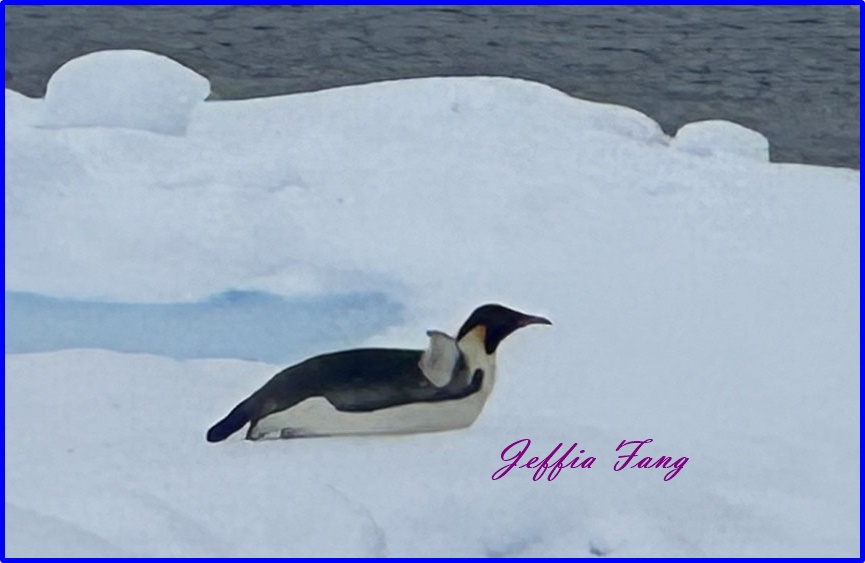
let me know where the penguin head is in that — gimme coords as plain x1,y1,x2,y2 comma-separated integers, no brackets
456,304,552,354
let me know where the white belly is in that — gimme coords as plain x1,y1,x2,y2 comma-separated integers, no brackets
250,391,486,439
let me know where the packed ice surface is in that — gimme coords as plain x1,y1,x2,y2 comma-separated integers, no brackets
4,50,860,557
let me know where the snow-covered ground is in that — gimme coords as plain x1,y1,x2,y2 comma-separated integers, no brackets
5,50,859,557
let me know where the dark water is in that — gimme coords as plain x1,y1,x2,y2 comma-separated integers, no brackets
5,5,860,168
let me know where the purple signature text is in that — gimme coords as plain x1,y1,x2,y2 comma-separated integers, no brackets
493,438,689,482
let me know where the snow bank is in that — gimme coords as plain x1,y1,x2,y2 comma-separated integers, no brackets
8,54,674,304
39,49,209,135
4,50,860,557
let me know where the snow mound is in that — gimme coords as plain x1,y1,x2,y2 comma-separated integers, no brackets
39,50,210,136
671,119,769,161
434,76,667,144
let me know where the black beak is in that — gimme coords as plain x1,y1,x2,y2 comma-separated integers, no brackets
520,314,552,327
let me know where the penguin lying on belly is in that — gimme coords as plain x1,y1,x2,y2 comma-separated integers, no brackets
206,303,551,442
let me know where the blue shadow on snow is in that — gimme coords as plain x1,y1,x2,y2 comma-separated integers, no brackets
4,290,404,364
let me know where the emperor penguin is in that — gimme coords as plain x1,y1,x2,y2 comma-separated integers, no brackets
206,303,551,442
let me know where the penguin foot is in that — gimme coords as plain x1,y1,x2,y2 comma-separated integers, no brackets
245,426,264,441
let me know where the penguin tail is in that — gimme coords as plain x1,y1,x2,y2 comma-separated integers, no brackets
207,402,250,443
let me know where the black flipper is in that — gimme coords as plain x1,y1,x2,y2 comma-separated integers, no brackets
206,402,250,442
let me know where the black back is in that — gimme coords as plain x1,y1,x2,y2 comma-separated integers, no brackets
251,347,481,416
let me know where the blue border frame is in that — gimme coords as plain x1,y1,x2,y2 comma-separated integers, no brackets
1,0,862,4
3,1,862,560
